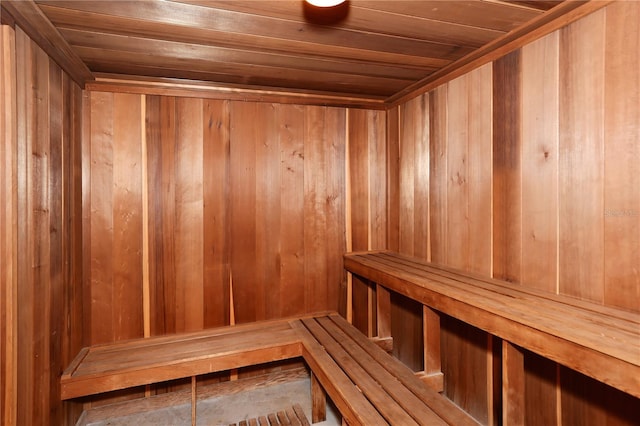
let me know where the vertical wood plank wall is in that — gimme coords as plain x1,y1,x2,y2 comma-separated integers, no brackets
84,96,352,339
0,23,16,426
390,96,430,371
1,25,84,426
3,2,640,425
387,2,639,424
2,25,378,425
348,109,387,335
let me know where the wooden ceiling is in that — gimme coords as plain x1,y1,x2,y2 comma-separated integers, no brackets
5,0,587,105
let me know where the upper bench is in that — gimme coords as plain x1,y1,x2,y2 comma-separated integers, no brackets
344,250,640,399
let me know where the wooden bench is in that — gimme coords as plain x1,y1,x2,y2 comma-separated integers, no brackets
61,312,478,425
343,250,640,416
295,314,478,425
61,318,303,400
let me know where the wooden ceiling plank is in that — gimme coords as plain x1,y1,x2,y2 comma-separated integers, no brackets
387,0,610,106
501,1,564,12
39,4,460,68
177,0,506,48
24,0,590,106
39,4,462,68
85,61,401,99
352,0,544,32
60,28,433,81
1,0,93,86
76,47,409,97
37,0,469,60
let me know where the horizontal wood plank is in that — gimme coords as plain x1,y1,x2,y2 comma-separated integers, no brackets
86,75,387,110
38,3,452,70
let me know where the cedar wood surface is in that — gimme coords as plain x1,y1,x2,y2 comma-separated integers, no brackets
2,1,640,425
29,0,562,100
87,96,348,345
1,26,84,426
344,252,640,397
2,1,612,108
60,313,478,425
386,3,639,423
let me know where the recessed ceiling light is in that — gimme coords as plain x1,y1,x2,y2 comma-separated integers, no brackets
305,0,346,7
303,0,349,24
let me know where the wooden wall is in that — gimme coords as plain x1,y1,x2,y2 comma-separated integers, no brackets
3,2,639,425
347,109,387,335
84,94,354,343
2,19,382,424
0,25,84,426
385,2,640,424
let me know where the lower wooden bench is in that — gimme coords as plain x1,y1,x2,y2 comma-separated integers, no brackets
61,318,302,400
61,313,478,425
295,314,478,426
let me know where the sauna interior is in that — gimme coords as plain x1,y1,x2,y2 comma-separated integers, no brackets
1,0,639,425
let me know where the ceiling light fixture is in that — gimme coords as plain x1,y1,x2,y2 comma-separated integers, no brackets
305,0,346,6
303,0,349,24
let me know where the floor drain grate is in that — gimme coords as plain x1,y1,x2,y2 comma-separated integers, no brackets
229,403,310,426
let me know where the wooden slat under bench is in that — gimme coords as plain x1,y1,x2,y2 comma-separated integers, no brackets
344,250,640,399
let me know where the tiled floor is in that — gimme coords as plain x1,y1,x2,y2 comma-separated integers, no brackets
78,376,341,426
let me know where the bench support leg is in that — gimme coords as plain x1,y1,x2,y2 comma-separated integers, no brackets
371,284,393,352
421,306,444,392
502,341,525,426
376,285,391,339
311,372,326,423
191,376,197,426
